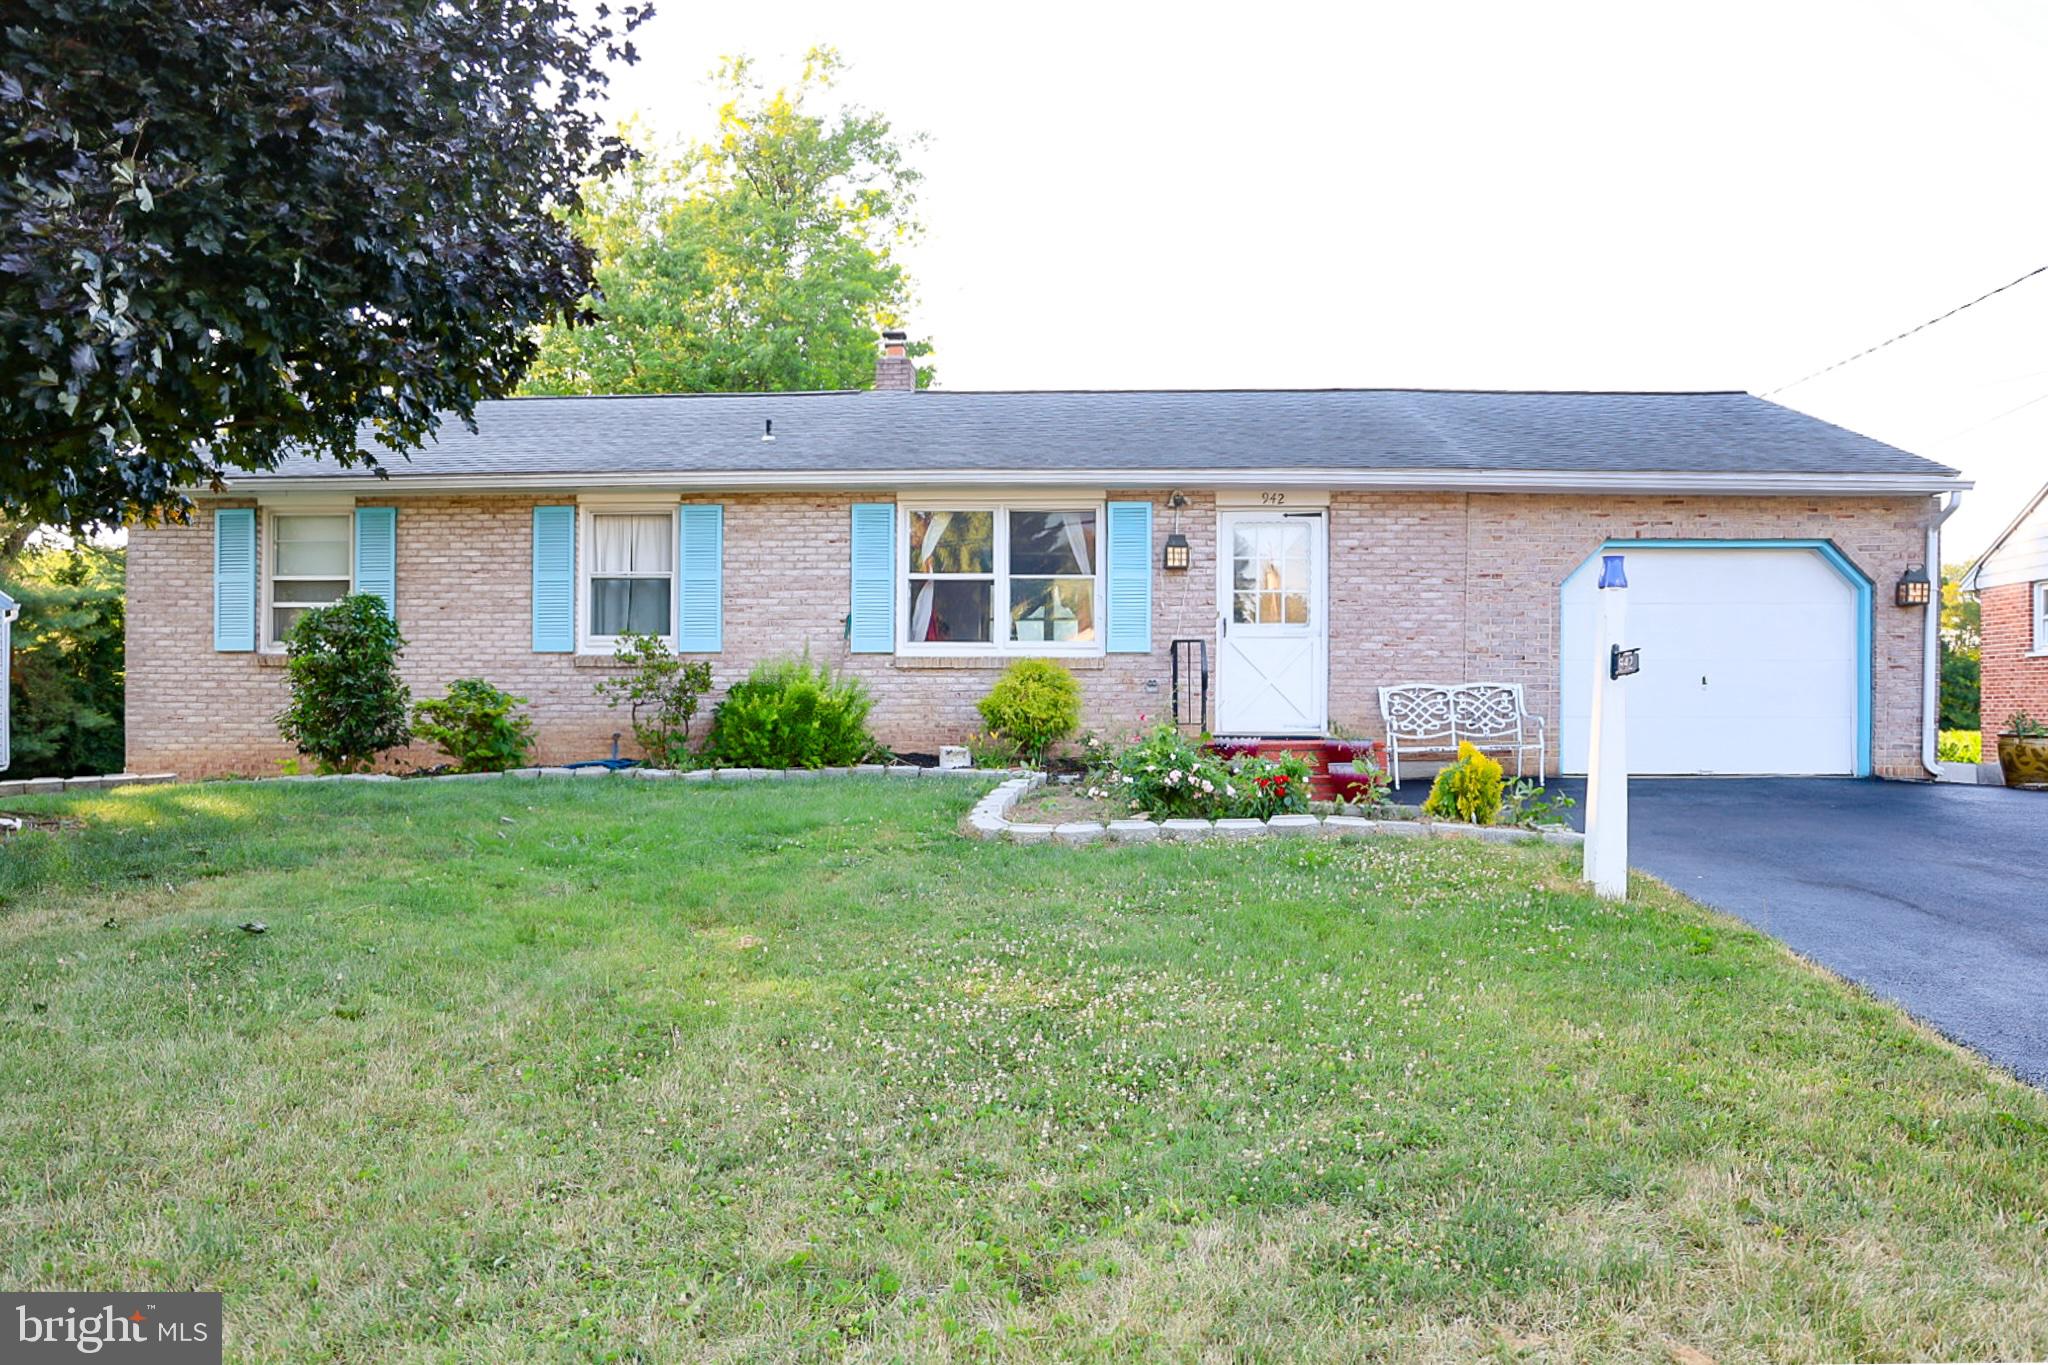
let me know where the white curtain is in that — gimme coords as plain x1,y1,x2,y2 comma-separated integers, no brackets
910,581,936,641
916,511,953,572
592,514,671,575
1053,512,1092,575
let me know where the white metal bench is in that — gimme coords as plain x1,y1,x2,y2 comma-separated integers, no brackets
1377,682,1546,789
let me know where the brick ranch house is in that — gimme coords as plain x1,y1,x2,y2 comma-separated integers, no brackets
127,341,1969,780
1961,479,2048,750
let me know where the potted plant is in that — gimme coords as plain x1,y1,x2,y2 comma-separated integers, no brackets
1997,710,2048,790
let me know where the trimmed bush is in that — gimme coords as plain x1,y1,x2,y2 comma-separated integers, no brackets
413,678,535,773
275,593,411,773
975,659,1082,767
1423,741,1505,824
707,655,877,768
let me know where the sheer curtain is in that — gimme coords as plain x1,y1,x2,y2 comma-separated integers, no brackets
592,514,671,575
1052,511,1092,575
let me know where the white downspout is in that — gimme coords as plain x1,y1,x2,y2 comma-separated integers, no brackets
1921,490,1965,777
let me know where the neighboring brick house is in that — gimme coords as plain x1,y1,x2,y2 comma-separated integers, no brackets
126,338,1967,779
1962,482,2048,751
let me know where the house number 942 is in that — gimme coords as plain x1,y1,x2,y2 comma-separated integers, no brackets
1259,491,1286,505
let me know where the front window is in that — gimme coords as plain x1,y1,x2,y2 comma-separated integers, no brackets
270,513,352,643
2035,581,2047,653
588,512,674,638
903,504,1100,652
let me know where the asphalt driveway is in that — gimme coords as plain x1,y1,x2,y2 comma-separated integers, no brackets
1393,776,2048,1085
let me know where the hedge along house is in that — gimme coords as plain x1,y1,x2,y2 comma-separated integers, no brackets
126,337,1969,780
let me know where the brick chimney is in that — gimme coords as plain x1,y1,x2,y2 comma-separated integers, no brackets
874,329,915,391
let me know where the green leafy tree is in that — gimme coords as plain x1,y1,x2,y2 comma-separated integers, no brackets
276,595,411,773
524,48,933,395
1941,564,1980,731
0,0,648,533
2,542,125,778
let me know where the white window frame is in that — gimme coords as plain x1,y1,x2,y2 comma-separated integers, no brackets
896,498,1106,658
2034,581,2048,655
577,502,680,655
261,505,354,652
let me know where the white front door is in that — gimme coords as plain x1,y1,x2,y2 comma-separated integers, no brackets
1559,547,1861,775
1215,510,1327,735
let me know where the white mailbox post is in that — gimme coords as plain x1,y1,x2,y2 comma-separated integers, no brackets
0,588,16,773
1581,555,1636,900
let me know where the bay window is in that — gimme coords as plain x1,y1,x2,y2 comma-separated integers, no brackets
902,503,1100,653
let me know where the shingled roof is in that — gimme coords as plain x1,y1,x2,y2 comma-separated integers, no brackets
232,388,1961,489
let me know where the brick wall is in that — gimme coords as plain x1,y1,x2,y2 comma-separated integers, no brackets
127,489,1937,778
1979,580,2048,749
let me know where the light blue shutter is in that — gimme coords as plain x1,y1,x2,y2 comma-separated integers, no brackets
532,505,575,652
1105,500,1153,654
353,506,396,617
848,503,896,652
213,507,256,652
677,504,723,652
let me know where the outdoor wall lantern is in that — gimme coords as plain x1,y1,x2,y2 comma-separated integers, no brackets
1162,491,1192,571
1896,564,1932,608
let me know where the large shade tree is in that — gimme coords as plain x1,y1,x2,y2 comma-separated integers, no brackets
0,0,650,532
522,47,932,395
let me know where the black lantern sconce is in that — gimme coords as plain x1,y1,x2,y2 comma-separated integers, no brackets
1895,564,1932,608
1162,491,1192,572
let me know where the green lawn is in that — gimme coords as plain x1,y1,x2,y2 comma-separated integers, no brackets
2,778,2046,1362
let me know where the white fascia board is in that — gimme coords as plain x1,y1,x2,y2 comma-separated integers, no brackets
203,467,1973,497
1959,481,2048,593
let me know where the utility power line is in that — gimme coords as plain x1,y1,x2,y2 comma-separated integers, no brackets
1764,263,2048,396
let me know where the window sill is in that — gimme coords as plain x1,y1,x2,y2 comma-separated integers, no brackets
256,652,289,668
571,654,644,670
892,654,1108,671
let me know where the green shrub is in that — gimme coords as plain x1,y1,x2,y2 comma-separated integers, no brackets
975,659,1082,767
275,593,411,773
1423,741,1504,824
2007,710,2048,739
1085,724,1229,819
1937,730,1982,764
413,678,534,772
594,633,714,768
707,654,876,768
1227,750,1315,820
1083,725,1312,820
1502,777,1575,828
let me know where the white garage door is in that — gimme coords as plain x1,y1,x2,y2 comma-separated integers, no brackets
1560,547,1862,776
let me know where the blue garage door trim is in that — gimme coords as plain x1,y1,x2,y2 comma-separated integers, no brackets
1558,539,1873,778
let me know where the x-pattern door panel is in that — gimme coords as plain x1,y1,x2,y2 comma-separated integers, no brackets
1216,512,1326,735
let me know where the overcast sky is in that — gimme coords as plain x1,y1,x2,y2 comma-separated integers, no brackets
603,0,2047,558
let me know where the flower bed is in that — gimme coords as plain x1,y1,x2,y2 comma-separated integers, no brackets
1083,725,1316,821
